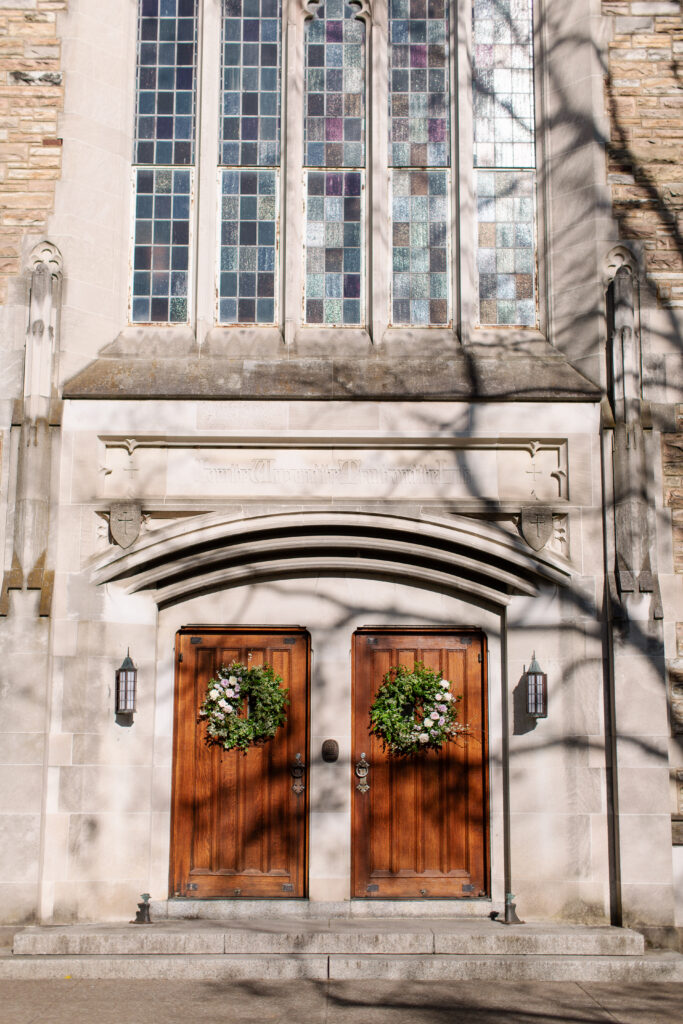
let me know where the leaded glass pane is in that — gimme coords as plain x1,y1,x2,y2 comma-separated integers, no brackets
218,168,278,324
304,0,366,169
220,0,281,167
475,169,535,326
391,169,449,325
131,167,192,323
305,170,363,326
135,0,198,166
472,0,534,169
388,0,450,168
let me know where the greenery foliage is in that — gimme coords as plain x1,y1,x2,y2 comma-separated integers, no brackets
199,661,288,753
369,661,464,756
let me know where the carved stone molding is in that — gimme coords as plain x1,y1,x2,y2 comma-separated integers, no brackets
300,0,372,22
602,244,639,287
27,239,63,277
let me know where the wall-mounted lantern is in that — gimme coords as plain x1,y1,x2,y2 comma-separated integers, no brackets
526,653,547,719
115,650,137,718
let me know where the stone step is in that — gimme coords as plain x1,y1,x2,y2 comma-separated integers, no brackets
12,919,645,958
2,952,682,983
156,898,504,919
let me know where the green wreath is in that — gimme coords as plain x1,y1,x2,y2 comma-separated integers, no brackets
199,661,289,753
369,661,464,757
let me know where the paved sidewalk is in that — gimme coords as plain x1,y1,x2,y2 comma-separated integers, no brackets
1,979,682,1023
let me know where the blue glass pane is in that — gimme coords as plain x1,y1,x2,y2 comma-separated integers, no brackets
220,0,282,166
131,167,192,323
304,0,366,168
135,0,198,164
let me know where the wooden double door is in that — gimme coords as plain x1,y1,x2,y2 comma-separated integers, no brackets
170,627,488,900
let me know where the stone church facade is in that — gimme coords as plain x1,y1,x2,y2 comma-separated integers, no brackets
0,0,681,950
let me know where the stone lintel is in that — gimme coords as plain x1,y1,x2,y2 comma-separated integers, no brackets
63,351,602,402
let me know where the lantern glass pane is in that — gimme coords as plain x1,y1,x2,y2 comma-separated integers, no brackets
117,669,137,714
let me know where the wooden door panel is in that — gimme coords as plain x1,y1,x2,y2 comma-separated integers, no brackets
171,629,309,898
352,630,488,899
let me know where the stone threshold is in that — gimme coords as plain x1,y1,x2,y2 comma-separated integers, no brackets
155,898,505,919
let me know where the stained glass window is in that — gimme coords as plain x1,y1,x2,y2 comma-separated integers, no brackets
388,0,450,169
132,168,192,324
305,170,362,325
473,0,537,326
303,0,365,326
389,0,451,326
219,168,278,324
218,0,282,324
220,0,281,167
392,169,449,327
132,0,197,324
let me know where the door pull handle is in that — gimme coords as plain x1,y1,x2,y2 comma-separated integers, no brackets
355,753,370,793
290,752,306,795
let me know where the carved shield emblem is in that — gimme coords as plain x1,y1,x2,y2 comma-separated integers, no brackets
109,502,142,549
519,506,553,552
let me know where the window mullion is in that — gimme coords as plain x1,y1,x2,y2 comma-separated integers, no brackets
283,2,304,343
195,0,221,343
457,0,475,340
369,3,389,343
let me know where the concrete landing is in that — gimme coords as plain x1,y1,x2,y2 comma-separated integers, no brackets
6,917,683,982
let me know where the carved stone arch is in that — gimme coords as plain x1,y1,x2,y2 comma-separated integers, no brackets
92,508,572,609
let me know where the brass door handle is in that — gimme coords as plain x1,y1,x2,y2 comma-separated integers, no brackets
290,752,306,795
355,752,370,793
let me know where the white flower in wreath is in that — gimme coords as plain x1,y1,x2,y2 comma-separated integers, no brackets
228,675,238,686
224,688,235,697
419,733,429,743
430,711,440,720
218,698,228,709
443,692,453,702
210,688,220,699
440,680,450,689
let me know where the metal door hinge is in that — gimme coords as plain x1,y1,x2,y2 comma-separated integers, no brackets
282,883,294,892
366,884,379,892
190,636,202,644
186,883,198,890
284,637,296,645
178,653,183,663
